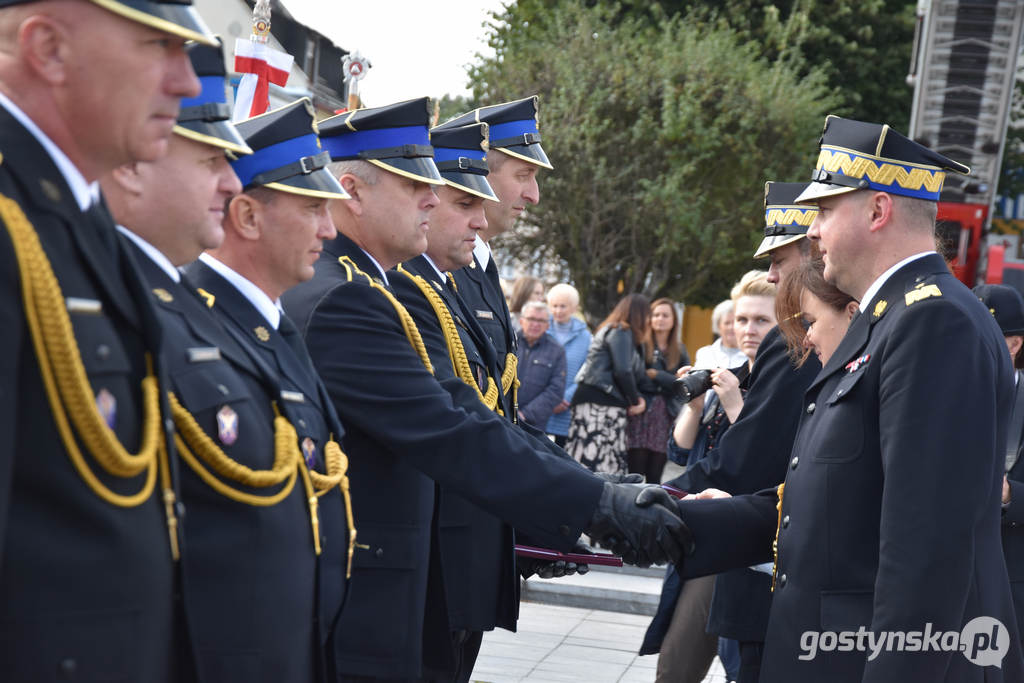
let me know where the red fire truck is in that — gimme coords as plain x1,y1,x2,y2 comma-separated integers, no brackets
908,0,1024,291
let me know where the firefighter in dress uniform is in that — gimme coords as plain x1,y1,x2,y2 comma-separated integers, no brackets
0,1,213,679
281,97,691,681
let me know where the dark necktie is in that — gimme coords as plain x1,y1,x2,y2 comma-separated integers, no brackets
278,313,317,376
84,200,123,280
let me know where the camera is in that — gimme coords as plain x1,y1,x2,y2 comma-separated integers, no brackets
673,369,713,403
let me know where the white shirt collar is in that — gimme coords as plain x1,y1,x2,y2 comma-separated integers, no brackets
359,248,390,286
858,251,934,311
421,254,447,283
0,91,98,211
199,253,281,329
473,235,491,270
116,226,180,283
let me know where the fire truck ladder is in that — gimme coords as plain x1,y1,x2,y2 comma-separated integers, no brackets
908,0,1024,209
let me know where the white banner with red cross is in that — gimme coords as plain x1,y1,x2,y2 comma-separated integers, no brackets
232,38,293,122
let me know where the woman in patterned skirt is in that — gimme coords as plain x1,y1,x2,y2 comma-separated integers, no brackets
567,294,649,474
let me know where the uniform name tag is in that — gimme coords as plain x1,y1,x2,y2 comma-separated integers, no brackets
66,297,102,314
187,347,221,363
475,310,494,320
280,390,305,403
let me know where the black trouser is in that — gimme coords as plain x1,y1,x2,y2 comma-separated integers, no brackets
627,447,667,484
738,640,764,683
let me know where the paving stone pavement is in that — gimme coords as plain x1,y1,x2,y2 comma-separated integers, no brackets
469,601,729,683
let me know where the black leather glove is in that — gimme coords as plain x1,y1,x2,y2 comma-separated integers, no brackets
586,483,693,568
518,541,592,579
593,472,646,484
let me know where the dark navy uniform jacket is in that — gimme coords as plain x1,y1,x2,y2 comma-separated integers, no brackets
185,258,350,677
665,327,819,642
453,250,517,410
393,255,518,635
281,233,604,679
0,107,178,681
1002,377,1024,643
129,244,325,683
678,254,1024,682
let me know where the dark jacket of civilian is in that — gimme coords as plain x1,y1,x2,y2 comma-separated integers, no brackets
573,325,643,408
516,330,567,428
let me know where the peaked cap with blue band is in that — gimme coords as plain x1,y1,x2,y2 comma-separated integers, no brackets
0,0,217,46
318,97,443,185
434,96,553,170
430,123,498,202
795,115,970,204
754,182,818,258
230,98,349,200
174,40,252,156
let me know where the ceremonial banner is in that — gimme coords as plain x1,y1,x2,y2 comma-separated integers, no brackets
232,39,293,122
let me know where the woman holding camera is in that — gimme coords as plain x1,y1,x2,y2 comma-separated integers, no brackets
642,270,775,683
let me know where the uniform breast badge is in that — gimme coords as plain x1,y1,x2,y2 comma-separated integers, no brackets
95,388,117,429
301,437,317,468
216,405,239,446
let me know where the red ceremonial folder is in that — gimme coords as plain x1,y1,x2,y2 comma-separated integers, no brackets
514,544,623,567
661,484,689,499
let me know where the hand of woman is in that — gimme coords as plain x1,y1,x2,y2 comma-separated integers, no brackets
646,368,658,379
711,368,743,422
627,397,646,416
552,399,570,415
675,364,693,379
693,488,731,500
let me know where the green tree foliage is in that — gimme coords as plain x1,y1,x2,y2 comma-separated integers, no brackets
485,0,916,130
469,3,837,315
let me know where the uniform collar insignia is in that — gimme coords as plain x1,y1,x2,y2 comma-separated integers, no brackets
152,288,173,303
196,287,215,308
254,325,270,342
872,300,887,318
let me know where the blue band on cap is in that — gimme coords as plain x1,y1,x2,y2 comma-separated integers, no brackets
230,133,322,188
434,147,485,163
322,125,430,160
488,119,538,141
180,76,227,109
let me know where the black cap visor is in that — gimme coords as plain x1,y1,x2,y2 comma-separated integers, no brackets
264,167,350,200
174,119,253,156
89,0,217,45
369,156,444,185
442,171,499,202
495,142,552,170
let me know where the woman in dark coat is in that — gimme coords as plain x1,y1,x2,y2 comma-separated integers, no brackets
567,294,649,475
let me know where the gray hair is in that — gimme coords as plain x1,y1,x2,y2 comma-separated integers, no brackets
710,299,733,335
521,300,549,317
547,283,580,307
328,159,379,185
